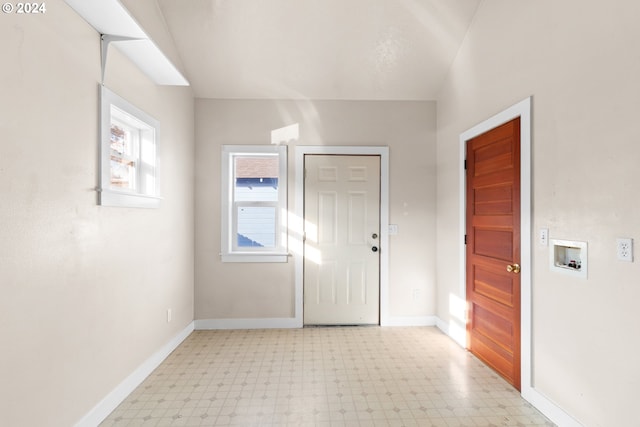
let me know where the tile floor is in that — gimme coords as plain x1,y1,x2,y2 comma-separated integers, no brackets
101,327,554,427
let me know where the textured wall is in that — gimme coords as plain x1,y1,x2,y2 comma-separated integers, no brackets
0,1,195,425
195,99,437,322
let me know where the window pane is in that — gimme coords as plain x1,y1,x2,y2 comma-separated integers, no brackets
234,156,279,202
237,206,276,248
109,122,136,190
101,87,160,208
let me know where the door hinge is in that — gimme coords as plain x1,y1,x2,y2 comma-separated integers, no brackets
464,159,467,170
464,234,468,245
302,231,307,242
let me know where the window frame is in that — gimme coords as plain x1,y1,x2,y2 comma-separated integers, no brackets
99,86,161,208
221,145,288,263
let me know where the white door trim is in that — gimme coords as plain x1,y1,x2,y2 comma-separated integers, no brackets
294,146,390,327
459,97,531,388
458,97,582,427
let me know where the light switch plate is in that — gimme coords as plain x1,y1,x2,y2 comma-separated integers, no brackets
539,228,549,246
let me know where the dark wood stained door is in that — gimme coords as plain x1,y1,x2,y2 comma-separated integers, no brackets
466,117,521,390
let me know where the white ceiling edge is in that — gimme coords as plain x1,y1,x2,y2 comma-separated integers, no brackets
64,0,189,86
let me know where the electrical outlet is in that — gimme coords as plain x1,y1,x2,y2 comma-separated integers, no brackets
616,238,633,262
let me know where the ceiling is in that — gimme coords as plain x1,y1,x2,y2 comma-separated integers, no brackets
157,0,481,100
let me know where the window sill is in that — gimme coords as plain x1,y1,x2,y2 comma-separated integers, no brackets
99,189,162,209
221,253,289,263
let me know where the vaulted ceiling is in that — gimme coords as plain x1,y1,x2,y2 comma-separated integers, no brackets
158,0,480,100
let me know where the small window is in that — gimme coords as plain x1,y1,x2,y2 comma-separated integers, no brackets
99,86,160,208
221,145,288,262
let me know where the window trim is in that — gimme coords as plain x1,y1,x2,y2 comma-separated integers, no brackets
221,145,288,263
99,86,161,208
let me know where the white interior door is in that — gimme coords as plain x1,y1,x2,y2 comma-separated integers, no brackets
303,155,380,325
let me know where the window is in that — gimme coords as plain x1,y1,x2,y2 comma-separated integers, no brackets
221,145,288,262
99,86,160,208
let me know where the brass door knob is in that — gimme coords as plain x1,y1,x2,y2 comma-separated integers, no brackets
506,263,521,274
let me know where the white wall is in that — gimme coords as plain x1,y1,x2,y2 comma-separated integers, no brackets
436,1,640,425
0,1,194,426
195,99,437,323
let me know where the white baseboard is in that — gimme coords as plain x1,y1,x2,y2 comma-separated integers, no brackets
435,317,583,427
196,317,438,329
522,387,584,427
383,316,437,327
195,317,301,330
75,322,195,427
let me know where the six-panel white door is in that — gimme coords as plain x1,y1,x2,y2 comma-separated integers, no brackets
303,155,380,325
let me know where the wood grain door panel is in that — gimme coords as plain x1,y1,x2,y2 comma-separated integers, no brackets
473,229,514,261
472,264,516,307
473,184,513,215
466,117,521,390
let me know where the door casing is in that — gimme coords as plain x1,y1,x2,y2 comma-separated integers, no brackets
458,97,532,393
294,146,389,327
